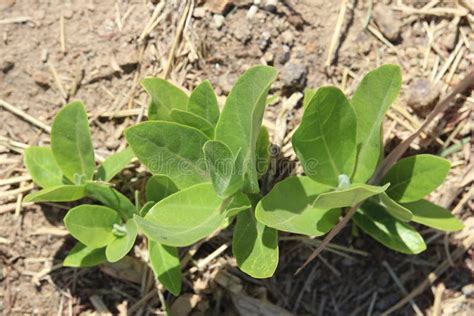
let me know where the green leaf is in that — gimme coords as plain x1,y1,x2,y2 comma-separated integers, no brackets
24,146,64,188
303,88,316,110
351,65,402,183
403,199,464,232
376,192,413,222
64,205,121,249
292,87,357,186
382,154,450,203
313,183,389,209
256,176,340,236
170,109,215,138
233,208,278,278
149,240,182,296
145,175,179,203
106,219,137,262
187,80,220,125
96,147,134,181
353,201,426,254
215,65,278,193
142,77,189,121
85,183,135,220
256,126,270,178
134,183,226,247
63,242,107,267
24,185,86,202
225,192,251,217
139,201,155,217
203,140,243,197
125,121,210,189
51,101,95,182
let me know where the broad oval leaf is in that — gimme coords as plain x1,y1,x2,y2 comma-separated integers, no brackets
145,175,179,203
24,146,64,188
203,140,243,197
106,219,137,262
140,201,155,217
382,154,450,203
313,183,389,209
134,183,226,247
225,192,251,217
96,147,134,181
351,65,402,183
51,101,95,182
233,208,278,278
24,185,86,203
187,80,220,125
303,88,317,110
256,126,270,178
85,183,135,220
125,121,210,189
256,177,340,236
149,240,182,296
63,242,107,267
64,205,121,249
377,192,413,222
403,199,464,232
142,77,189,121
353,201,426,254
215,65,278,193
292,87,357,186
170,109,214,138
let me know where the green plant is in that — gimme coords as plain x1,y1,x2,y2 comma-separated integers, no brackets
24,65,463,297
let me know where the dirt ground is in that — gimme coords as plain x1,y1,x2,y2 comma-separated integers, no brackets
0,0,473,315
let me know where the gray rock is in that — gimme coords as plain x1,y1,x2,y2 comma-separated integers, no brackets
275,45,290,65
373,3,401,42
213,14,225,30
407,78,440,109
264,0,278,12
0,60,14,73
462,284,474,298
281,30,294,46
258,31,271,51
281,63,307,88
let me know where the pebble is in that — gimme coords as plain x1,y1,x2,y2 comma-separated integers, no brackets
264,0,278,12
63,8,74,19
441,30,457,51
281,63,307,88
355,31,372,55
193,7,206,18
32,71,50,89
373,3,401,42
213,14,225,30
0,60,14,73
247,5,258,19
275,44,290,65
281,30,294,46
258,31,271,51
462,284,474,298
407,78,440,109
233,26,252,44
41,48,48,63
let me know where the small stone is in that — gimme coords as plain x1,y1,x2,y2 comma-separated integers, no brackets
63,8,73,19
281,30,294,46
264,0,277,12
373,3,401,42
213,14,225,30
258,31,271,51
205,0,233,14
105,139,120,150
275,44,290,65
246,4,258,19
355,31,372,55
263,51,274,64
32,71,50,89
193,6,206,18
40,48,48,63
407,78,440,109
462,284,474,298
281,63,307,88
441,30,457,51
232,26,252,44
0,60,14,73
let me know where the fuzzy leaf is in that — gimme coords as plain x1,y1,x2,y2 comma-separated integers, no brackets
125,121,210,189
403,199,464,232
382,154,450,203
187,80,220,125
215,65,278,193
256,177,340,236
106,219,137,262
292,87,357,186
203,140,243,197
313,183,389,209
134,183,226,247
145,175,179,203
85,183,135,220
233,208,278,278
354,201,426,254
170,109,214,138
225,192,251,217
63,242,107,267
24,185,86,202
377,192,413,222
64,205,120,249
24,146,64,188
51,101,95,182
149,240,182,296
96,147,134,181
351,65,402,183
142,78,189,121
256,126,270,178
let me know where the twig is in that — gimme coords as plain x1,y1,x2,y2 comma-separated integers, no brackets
138,1,166,43
0,184,34,200
393,5,469,17
434,40,464,85
432,283,445,316
60,14,66,53
47,62,68,101
325,0,348,67
0,16,33,25
0,99,51,133
0,175,32,186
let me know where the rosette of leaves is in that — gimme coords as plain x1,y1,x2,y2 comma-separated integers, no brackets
256,64,463,255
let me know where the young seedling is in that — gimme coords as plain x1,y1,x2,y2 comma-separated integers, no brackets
24,64,463,297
